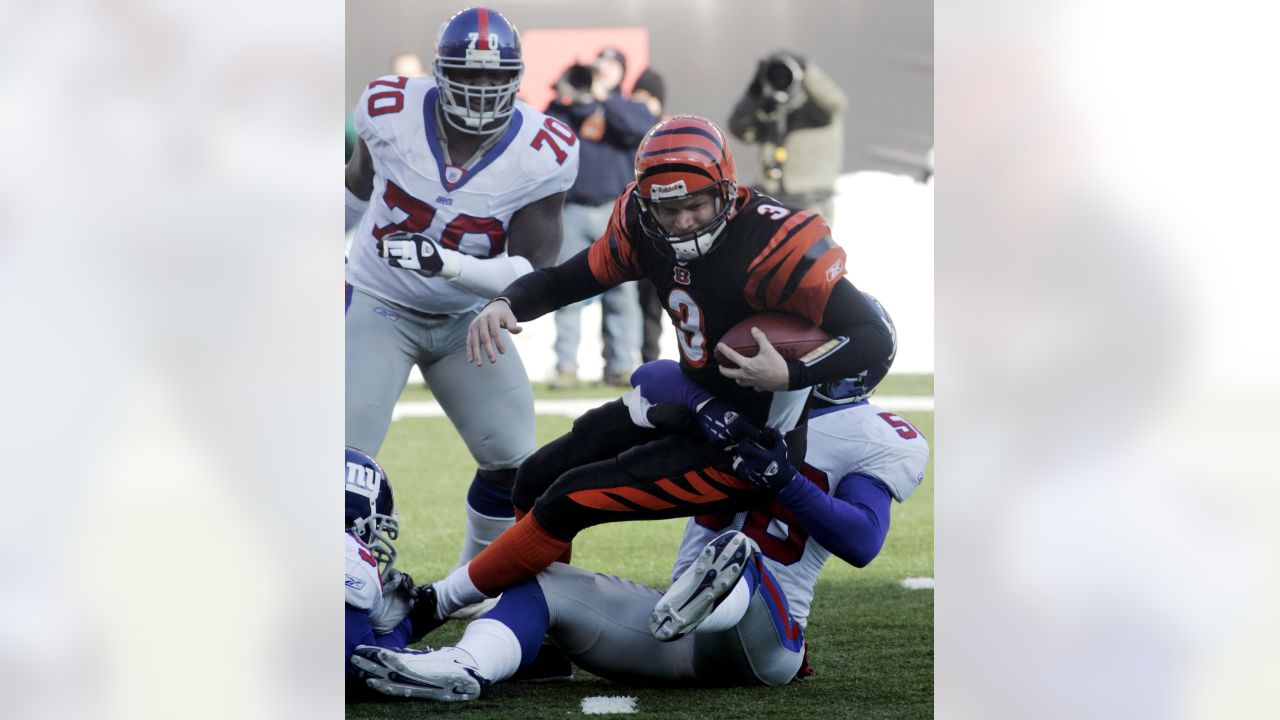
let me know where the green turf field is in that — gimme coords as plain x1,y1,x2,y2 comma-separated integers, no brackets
350,375,934,719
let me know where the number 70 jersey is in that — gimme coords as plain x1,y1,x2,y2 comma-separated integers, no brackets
348,75,580,315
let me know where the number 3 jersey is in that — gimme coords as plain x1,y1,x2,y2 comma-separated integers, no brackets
587,186,848,433
670,401,930,626
348,75,579,315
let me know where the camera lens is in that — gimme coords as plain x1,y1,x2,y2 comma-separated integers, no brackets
764,60,794,93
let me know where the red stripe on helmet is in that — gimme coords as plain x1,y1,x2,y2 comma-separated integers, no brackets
477,8,490,49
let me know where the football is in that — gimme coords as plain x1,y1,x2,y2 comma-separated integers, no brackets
714,312,836,368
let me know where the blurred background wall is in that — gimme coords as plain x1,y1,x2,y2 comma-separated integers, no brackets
346,0,933,184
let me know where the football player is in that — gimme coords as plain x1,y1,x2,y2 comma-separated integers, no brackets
344,448,437,683
415,115,892,621
344,7,579,570
350,322,930,700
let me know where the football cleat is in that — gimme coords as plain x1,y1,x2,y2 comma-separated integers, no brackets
650,531,753,642
350,646,487,702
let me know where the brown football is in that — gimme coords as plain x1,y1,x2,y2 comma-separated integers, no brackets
714,312,836,369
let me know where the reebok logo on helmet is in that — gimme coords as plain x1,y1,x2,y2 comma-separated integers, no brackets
650,180,688,200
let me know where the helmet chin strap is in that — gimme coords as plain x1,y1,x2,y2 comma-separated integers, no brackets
671,219,728,262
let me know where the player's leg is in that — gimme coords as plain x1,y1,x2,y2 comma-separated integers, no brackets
538,563,701,684
600,280,641,384
460,431,769,602
345,286,419,455
353,564,700,701
423,315,536,566
549,202,597,387
689,551,806,686
511,398,662,514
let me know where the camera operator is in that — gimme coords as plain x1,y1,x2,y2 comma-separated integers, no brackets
728,52,847,222
545,48,659,388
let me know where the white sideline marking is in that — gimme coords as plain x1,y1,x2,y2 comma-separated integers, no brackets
901,577,935,590
581,696,637,715
392,395,933,420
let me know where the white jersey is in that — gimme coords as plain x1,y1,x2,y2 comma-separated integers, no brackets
345,532,383,614
671,401,930,626
348,75,579,314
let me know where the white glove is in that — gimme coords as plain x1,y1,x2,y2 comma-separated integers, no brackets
369,568,416,634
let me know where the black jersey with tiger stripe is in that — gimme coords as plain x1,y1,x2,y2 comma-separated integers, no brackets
587,185,847,432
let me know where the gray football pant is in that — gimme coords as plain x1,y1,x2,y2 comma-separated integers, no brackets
344,286,535,468
536,563,803,686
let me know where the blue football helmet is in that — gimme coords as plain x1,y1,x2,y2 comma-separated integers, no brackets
813,292,898,405
433,6,524,135
345,447,399,580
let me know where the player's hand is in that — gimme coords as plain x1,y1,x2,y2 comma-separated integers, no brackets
645,401,696,432
377,231,447,276
467,298,522,365
694,397,760,450
731,429,795,493
369,568,417,634
716,328,790,392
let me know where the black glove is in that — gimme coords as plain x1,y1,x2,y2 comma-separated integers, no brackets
694,397,760,450
731,429,795,493
377,231,446,276
646,402,696,433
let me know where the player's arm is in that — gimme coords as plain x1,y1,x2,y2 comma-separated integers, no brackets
601,95,658,147
775,471,892,568
345,605,413,677
733,434,894,568
467,193,642,364
783,279,893,389
379,191,568,297
345,137,374,231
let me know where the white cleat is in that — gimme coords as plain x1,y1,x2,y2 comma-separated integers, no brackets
350,646,486,701
650,531,752,642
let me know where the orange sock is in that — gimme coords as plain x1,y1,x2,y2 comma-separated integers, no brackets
556,543,573,564
467,514,570,596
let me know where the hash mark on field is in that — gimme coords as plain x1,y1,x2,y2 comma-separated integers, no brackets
392,395,933,420
901,577,934,590
581,696,637,714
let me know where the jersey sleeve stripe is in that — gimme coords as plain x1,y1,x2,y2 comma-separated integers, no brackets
775,235,838,307
747,211,819,275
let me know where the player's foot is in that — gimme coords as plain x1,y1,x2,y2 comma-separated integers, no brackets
650,531,752,642
547,370,579,390
599,369,633,388
350,646,487,701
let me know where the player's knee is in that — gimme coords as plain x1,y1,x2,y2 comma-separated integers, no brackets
512,448,560,513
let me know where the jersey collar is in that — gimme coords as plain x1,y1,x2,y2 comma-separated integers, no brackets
423,88,523,193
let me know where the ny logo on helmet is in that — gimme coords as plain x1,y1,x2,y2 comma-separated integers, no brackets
346,461,382,497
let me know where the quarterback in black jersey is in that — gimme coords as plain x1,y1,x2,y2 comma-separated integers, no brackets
446,115,892,604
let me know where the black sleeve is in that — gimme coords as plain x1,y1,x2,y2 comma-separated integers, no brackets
785,279,894,390
500,248,609,321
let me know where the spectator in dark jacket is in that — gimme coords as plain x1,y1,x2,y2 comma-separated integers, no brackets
545,48,659,388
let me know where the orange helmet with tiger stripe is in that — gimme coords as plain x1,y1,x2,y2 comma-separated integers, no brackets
632,115,739,261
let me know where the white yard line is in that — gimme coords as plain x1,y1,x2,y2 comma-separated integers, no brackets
393,394,933,420
901,577,935,590
581,696,638,715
